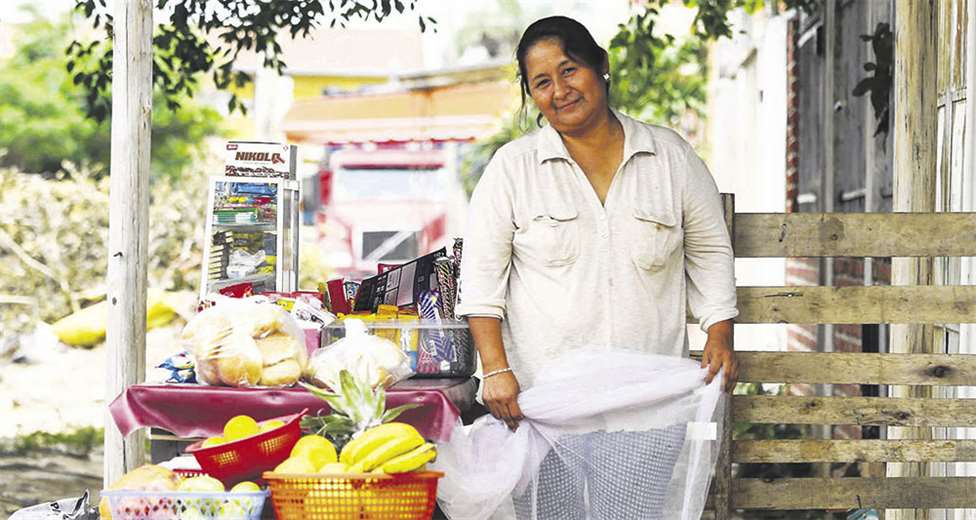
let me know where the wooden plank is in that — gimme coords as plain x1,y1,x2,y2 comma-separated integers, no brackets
732,395,976,427
713,194,734,520
734,285,976,324
733,212,976,258
733,439,976,463
734,477,976,510
734,352,976,385
105,0,153,486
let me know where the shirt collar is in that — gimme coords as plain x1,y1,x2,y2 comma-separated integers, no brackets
535,108,658,165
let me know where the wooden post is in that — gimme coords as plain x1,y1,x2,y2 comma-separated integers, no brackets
714,193,735,520
104,0,153,486
886,1,938,519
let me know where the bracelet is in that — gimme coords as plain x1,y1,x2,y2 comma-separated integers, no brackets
483,367,513,379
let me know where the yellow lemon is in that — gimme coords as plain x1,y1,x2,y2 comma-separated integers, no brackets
201,436,225,448
273,456,316,474
177,475,225,492
290,435,338,468
223,415,259,441
230,481,261,492
317,462,349,474
258,419,285,432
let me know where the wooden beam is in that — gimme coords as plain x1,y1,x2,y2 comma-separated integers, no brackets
733,285,976,324
734,477,976,510
733,395,976,427
105,0,153,486
713,194,734,520
889,1,939,512
734,439,976,463
733,212,976,257
732,352,976,385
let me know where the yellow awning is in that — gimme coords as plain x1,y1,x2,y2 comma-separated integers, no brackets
283,80,520,143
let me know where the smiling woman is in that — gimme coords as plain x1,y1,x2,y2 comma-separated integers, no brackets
451,14,739,520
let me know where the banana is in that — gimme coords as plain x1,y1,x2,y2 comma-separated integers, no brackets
356,434,426,472
381,443,437,474
339,423,422,465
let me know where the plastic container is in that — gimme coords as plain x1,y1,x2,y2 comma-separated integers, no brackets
185,410,306,487
100,489,268,520
262,471,443,520
321,319,475,378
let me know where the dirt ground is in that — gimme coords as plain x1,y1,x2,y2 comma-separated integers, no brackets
0,322,185,516
0,448,103,516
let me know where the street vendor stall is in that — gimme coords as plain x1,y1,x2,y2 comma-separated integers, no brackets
93,136,477,520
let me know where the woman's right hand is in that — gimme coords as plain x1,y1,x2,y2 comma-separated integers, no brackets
482,370,524,431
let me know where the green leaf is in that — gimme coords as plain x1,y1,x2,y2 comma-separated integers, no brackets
381,403,420,423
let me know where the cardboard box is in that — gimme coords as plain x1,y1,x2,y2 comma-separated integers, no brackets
224,141,297,179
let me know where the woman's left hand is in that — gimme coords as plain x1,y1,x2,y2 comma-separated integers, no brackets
701,320,737,393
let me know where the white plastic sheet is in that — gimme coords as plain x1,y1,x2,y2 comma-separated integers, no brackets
433,350,725,520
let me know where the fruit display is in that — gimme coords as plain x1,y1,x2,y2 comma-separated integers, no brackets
181,300,308,388
100,466,268,520
267,424,435,477
99,465,181,519
187,411,304,486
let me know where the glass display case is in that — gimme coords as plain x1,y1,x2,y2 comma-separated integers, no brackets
199,176,299,298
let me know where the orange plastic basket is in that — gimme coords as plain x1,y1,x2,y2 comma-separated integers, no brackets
262,471,444,520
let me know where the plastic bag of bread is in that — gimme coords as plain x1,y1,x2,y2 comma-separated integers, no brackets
306,318,413,390
181,298,308,387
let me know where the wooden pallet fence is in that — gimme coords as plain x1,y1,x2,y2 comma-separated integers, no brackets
695,202,976,517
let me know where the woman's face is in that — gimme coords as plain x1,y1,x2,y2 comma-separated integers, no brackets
524,37,608,135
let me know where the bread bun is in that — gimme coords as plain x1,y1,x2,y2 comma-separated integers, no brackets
249,304,284,338
255,333,299,366
259,359,302,387
195,357,220,386
215,332,263,387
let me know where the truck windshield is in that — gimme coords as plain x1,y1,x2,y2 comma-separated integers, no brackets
331,168,448,202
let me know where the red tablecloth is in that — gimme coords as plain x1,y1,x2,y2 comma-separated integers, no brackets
109,378,477,443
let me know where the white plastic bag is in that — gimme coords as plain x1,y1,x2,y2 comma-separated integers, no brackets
180,298,308,387
432,350,725,520
305,318,414,390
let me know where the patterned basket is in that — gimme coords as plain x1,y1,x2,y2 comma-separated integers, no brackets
262,471,443,520
100,489,268,520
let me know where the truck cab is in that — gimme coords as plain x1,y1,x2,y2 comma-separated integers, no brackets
315,143,460,278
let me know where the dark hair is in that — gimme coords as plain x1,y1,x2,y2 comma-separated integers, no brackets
515,16,610,127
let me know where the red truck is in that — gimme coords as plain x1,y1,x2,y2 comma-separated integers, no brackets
313,143,462,278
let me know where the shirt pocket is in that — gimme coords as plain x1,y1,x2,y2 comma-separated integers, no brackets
529,207,581,267
631,207,681,272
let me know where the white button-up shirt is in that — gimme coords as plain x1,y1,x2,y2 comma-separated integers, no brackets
456,111,738,389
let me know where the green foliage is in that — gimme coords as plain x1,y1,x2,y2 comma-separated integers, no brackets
608,6,707,126
0,159,212,328
68,0,437,121
0,10,223,179
2,426,104,457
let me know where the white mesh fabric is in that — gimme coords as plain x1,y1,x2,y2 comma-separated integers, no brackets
433,350,724,520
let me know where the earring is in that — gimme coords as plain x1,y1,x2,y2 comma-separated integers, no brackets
603,73,610,81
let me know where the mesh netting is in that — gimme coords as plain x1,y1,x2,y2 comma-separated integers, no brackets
433,350,725,520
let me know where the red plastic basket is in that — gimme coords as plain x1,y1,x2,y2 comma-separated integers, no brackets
263,471,443,520
185,409,306,487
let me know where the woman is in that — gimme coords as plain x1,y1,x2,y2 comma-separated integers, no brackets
455,15,738,519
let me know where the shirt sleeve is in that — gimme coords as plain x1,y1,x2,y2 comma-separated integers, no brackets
680,146,739,332
455,153,516,320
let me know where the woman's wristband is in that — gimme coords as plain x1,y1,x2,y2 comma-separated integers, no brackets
483,367,513,379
